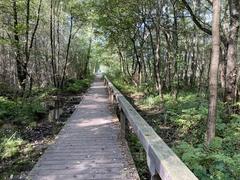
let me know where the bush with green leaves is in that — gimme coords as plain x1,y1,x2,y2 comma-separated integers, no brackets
31,87,59,100
0,96,46,126
0,82,15,96
174,138,240,179
106,72,139,96
0,97,16,122
138,95,162,108
162,93,240,179
64,77,93,94
110,75,240,179
0,132,26,159
139,81,156,96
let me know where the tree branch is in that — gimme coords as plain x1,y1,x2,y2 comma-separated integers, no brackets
181,0,228,46
29,0,43,50
182,0,212,35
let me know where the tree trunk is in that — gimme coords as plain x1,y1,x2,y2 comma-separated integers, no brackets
83,38,92,77
225,0,240,110
207,0,220,145
50,0,57,87
61,16,73,88
13,0,26,91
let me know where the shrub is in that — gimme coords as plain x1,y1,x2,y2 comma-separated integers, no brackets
138,95,162,108
0,97,17,120
0,82,15,96
0,96,46,125
174,140,240,179
0,132,25,159
64,77,92,94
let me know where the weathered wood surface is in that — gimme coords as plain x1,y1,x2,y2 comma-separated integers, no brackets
29,76,139,180
104,76,198,180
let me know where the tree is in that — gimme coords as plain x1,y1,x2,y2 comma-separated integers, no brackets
0,0,93,91
207,0,221,145
182,0,240,111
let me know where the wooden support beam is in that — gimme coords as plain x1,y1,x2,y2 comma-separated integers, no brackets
120,110,127,139
147,153,161,180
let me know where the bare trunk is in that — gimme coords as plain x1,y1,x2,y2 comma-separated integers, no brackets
83,38,92,77
225,0,240,108
207,0,220,145
61,16,73,88
50,0,57,87
13,0,25,91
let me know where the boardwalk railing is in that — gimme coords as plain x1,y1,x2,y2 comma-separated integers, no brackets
104,76,198,180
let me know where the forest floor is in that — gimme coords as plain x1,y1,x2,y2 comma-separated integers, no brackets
0,78,92,179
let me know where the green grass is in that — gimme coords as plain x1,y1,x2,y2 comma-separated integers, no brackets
0,132,44,179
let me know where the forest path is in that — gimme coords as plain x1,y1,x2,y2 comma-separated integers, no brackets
29,75,139,180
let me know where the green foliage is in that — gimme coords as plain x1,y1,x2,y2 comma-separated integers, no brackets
31,87,59,99
139,95,162,108
126,132,149,180
15,99,46,125
64,77,93,94
173,142,208,178
0,97,17,121
162,93,240,179
139,81,156,96
157,92,240,179
107,71,139,95
0,130,36,179
0,37,11,45
0,96,46,126
209,137,223,151
112,74,240,179
113,78,138,94
0,133,25,159
174,140,240,179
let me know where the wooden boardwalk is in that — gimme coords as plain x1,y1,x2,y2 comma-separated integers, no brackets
29,76,139,180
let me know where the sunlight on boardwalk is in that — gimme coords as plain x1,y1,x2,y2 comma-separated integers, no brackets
29,76,139,180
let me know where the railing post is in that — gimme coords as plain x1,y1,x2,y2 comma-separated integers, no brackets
120,110,127,139
113,96,118,114
104,77,108,86
110,90,114,103
147,153,161,180
116,104,121,118
104,77,108,87
108,88,113,103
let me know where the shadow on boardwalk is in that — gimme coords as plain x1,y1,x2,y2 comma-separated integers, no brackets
28,76,139,180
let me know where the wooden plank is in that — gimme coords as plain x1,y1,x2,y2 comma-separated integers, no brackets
29,77,139,180
105,76,198,180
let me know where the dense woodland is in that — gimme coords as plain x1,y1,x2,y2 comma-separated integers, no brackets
0,0,239,179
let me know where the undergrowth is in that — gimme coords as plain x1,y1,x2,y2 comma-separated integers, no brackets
63,76,93,94
108,74,240,180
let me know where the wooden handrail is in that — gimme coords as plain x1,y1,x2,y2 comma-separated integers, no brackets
104,76,198,180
